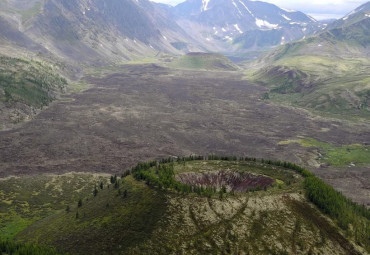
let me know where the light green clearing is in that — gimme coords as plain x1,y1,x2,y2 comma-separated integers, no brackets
279,138,370,166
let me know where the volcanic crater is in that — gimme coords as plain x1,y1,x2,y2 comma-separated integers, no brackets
175,170,275,192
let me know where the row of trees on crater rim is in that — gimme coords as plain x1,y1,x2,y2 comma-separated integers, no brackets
129,155,369,250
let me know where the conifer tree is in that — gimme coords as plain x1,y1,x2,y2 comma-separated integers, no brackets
93,186,99,197
114,181,119,189
78,199,82,207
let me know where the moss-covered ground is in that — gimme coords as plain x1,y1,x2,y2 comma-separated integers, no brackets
0,173,109,239
279,138,370,166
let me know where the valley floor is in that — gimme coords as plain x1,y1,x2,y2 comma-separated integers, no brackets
0,64,369,206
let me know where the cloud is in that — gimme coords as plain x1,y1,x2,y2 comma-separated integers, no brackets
308,13,346,20
262,0,367,16
151,0,368,19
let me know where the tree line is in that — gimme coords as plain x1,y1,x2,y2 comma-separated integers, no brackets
304,175,370,249
132,161,227,197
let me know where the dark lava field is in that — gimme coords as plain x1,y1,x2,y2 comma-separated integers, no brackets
0,64,369,205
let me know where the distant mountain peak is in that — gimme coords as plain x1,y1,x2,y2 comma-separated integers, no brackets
0,0,203,63
0,0,325,58
173,0,320,51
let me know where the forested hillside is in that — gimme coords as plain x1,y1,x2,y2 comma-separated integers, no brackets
0,55,67,130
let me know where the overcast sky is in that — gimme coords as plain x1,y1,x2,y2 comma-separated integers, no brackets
151,0,368,20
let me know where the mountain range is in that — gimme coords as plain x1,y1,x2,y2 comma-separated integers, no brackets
173,0,321,51
0,0,199,64
0,0,330,64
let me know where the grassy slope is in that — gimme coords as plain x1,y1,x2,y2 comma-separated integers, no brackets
16,176,167,255
251,52,370,119
247,15,370,120
8,160,367,255
0,173,109,239
169,53,238,71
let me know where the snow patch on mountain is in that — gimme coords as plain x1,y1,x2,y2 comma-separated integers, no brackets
280,36,285,45
238,0,254,17
282,14,291,21
233,24,243,34
281,8,297,13
231,0,243,16
255,18,278,29
202,0,211,12
343,9,356,20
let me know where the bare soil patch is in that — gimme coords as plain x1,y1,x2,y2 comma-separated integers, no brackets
176,170,274,192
